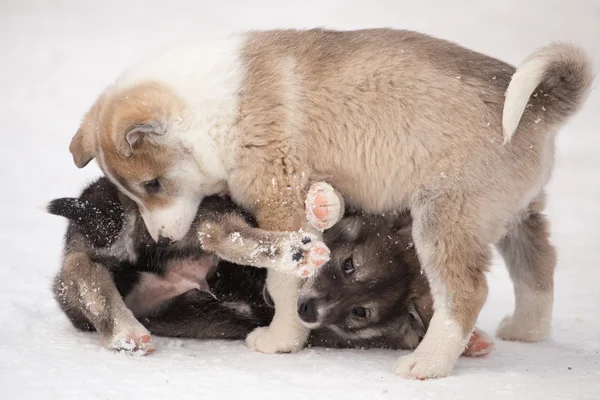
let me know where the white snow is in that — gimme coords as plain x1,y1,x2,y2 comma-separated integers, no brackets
1,0,599,399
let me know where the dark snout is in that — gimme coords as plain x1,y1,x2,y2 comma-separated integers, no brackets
297,298,318,323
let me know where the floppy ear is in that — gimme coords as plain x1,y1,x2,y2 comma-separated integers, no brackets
70,93,109,168
116,121,165,157
70,126,96,168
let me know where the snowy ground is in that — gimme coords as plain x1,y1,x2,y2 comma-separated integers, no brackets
1,0,599,398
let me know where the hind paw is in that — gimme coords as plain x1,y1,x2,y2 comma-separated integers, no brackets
305,182,345,231
463,327,494,357
496,315,550,342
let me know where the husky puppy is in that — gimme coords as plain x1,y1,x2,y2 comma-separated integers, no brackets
46,178,492,356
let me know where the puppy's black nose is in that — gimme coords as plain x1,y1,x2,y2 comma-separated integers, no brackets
297,298,318,323
156,235,172,247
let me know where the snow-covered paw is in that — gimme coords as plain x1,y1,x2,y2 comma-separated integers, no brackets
496,314,549,342
283,233,330,278
305,182,345,231
246,326,307,354
103,320,154,355
463,328,494,357
393,351,456,380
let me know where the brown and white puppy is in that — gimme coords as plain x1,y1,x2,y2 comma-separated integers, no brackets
68,29,592,378
47,178,492,356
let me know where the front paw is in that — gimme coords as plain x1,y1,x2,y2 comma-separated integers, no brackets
393,350,457,380
246,325,308,354
305,182,345,231
283,233,330,277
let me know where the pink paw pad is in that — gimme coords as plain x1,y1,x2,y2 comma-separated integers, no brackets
305,182,344,231
463,328,495,357
292,238,330,278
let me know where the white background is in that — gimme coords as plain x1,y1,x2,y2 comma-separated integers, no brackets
0,1,598,399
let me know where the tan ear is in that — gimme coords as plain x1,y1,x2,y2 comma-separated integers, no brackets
69,93,108,168
69,126,96,168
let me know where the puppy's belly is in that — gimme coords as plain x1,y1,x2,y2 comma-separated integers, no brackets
124,256,215,316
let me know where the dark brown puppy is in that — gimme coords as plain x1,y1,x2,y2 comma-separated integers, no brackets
46,177,320,353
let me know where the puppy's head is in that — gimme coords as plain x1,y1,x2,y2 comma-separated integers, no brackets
69,83,224,242
298,213,433,348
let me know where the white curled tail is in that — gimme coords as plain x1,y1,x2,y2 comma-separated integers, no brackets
502,43,593,143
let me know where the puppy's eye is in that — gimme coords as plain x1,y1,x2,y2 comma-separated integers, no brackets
342,258,355,274
144,178,161,194
352,306,368,318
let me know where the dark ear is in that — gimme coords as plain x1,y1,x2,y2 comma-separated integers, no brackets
326,214,364,243
386,211,413,235
43,198,83,220
116,121,165,157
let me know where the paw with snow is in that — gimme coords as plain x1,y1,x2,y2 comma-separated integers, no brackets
393,349,458,380
305,182,345,231
246,325,308,354
496,314,550,342
280,233,330,278
462,327,494,357
102,319,154,356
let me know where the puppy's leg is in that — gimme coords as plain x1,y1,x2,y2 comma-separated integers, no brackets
240,173,324,354
55,252,153,354
495,195,555,342
246,268,307,353
394,197,489,379
205,180,340,277
199,214,329,277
